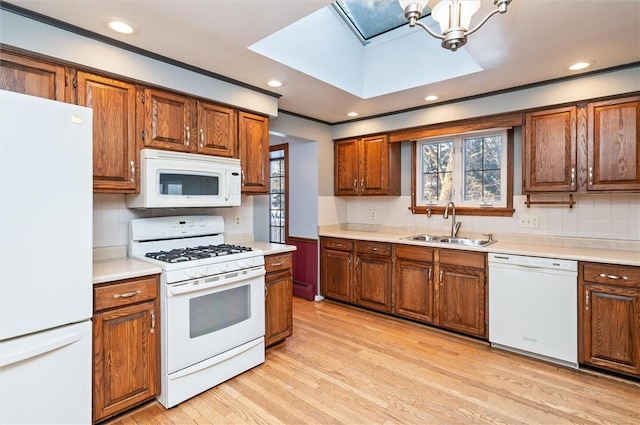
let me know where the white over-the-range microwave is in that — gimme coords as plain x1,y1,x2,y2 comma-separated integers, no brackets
126,149,241,208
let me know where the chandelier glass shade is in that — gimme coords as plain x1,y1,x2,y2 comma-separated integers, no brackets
399,0,511,51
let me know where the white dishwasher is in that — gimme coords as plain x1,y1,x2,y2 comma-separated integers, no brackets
488,253,578,368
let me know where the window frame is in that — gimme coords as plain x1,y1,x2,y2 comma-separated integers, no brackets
410,128,515,217
268,143,289,244
416,129,509,208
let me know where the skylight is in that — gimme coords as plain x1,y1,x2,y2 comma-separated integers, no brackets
334,0,411,41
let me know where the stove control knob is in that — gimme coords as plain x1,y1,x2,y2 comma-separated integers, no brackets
219,263,229,272
187,270,197,279
199,267,207,277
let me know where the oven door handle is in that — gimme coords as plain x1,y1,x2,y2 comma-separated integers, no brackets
168,267,265,297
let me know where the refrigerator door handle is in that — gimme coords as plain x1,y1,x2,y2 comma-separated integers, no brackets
0,331,84,368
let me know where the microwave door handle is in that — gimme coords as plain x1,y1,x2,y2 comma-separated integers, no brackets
225,170,230,201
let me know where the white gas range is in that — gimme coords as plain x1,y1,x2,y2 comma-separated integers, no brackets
129,215,266,408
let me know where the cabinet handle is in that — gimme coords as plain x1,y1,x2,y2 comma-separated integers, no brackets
199,128,204,147
360,178,364,191
428,268,432,282
599,273,628,280
150,308,156,333
242,170,246,185
353,179,357,192
570,167,575,187
356,258,360,270
270,261,285,267
113,290,142,299
588,166,593,185
185,125,190,146
372,247,378,252
130,160,135,183
585,290,590,310
264,285,268,298
439,270,443,286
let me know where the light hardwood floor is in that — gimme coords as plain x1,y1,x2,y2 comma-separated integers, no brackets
105,297,640,425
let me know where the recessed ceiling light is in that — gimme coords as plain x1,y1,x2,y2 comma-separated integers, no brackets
267,79,283,88
103,17,138,35
424,95,439,101
347,112,359,117
568,60,595,71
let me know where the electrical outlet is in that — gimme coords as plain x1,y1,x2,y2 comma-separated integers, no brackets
371,210,377,219
519,214,539,228
234,215,241,226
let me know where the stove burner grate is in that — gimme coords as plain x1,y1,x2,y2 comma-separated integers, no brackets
145,244,253,263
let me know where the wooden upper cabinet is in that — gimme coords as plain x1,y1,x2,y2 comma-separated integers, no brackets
74,71,138,193
0,50,67,101
196,101,237,157
587,95,640,191
238,111,269,193
334,138,360,195
141,87,193,152
334,135,400,196
524,106,577,192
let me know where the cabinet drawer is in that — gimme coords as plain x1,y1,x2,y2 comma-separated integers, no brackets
438,249,485,269
356,241,391,256
395,244,434,262
94,275,159,312
322,237,354,252
265,253,292,273
582,263,640,287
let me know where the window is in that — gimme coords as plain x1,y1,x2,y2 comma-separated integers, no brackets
416,129,510,211
334,0,424,42
269,144,288,243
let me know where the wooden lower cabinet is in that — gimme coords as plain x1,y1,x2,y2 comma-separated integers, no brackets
265,252,293,347
320,237,355,303
93,275,160,423
579,262,640,378
355,241,393,313
435,249,487,338
394,245,435,323
320,238,488,339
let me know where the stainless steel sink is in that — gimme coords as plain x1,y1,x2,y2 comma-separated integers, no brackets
401,234,495,247
438,237,495,246
402,234,442,242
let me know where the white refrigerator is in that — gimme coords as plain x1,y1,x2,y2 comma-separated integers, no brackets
0,90,93,424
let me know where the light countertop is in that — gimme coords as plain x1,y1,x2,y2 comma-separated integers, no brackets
93,257,162,284
319,226,640,267
247,242,297,255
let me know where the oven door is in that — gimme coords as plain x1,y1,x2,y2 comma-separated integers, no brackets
164,266,265,374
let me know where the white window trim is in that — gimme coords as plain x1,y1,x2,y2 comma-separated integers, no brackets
416,129,509,209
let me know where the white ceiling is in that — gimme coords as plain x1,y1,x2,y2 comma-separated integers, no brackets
4,0,640,124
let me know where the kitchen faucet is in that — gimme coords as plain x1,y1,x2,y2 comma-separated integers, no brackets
443,201,461,237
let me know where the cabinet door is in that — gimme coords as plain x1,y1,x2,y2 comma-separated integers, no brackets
93,300,159,422
580,283,640,377
265,268,293,347
75,71,138,193
587,96,640,191
142,88,193,152
356,253,392,313
0,50,66,101
334,138,360,195
196,101,237,157
360,135,390,195
436,264,486,338
524,106,577,192
238,111,269,193
394,257,434,323
320,249,353,303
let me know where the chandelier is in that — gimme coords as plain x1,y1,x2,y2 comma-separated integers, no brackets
399,0,511,51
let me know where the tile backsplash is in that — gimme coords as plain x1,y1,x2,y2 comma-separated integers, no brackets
319,194,640,242
93,194,254,249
